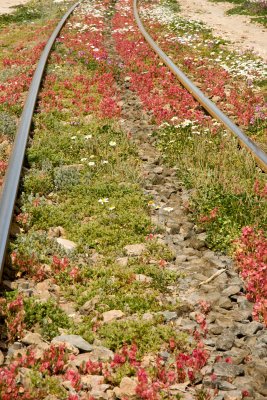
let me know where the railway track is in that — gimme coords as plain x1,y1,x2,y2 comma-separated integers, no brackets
0,1,266,398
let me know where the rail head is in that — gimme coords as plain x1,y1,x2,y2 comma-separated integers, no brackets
133,0,267,173
0,1,81,281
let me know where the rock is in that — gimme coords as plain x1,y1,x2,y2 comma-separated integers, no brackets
81,374,104,388
233,376,254,395
153,166,163,174
0,350,4,365
212,95,221,103
222,285,241,297
231,309,252,322
259,383,267,396
161,311,177,322
218,297,233,310
116,257,128,267
224,347,250,364
188,237,205,250
119,377,137,397
16,367,36,390
80,296,100,315
124,243,146,256
210,324,223,335
90,385,110,399
56,237,77,251
224,390,243,400
52,335,93,352
216,330,235,351
102,310,125,323
71,353,94,368
48,226,65,238
217,381,237,390
168,223,181,234
135,274,152,283
88,346,114,362
142,312,153,321
21,332,44,346
35,280,51,301
240,321,263,336
213,362,244,378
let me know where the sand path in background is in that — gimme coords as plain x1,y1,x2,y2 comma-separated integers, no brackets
0,0,29,15
178,0,267,61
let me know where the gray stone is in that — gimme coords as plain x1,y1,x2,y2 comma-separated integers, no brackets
222,285,241,297
210,324,223,335
56,237,77,251
231,309,252,322
135,274,152,283
259,383,267,396
124,243,146,256
224,391,243,400
258,331,267,344
161,311,177,322
224,347,250,364
52,334,93,352
233,377,254,395
217,381,237,391
102,310,125,323
216,331,235,351
119,377,137,397
116,257,128,267
80,296,100,315
213,362,244,378
142,312,153,321
90,385,110,400
219,297,233,310
240,321,263,336
88,346,114,362
21,332,44,346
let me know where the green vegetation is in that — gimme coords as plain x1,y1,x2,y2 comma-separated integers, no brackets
0,0,72,28
156,123,267,252
210,0,267,27
24,298,72,340
98,318,187,356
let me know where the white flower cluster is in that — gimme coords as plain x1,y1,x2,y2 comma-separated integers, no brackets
140,3,267,83
219,55,267,82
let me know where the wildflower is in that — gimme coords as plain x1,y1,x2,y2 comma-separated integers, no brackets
88,161,95,166
109,141,116,147
84,134,92,139
81,158,87,162
101,160,109,164
71,136,77,140
98,198,109,204
163,207,174,213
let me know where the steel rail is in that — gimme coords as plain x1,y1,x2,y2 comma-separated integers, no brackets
0,1,80,281
133,0,267,172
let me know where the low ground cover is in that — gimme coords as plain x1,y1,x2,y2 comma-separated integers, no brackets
0,0,74,186
210,0,267,27
0,0,266,398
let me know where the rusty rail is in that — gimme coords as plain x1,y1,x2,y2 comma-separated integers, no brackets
133,0,267,172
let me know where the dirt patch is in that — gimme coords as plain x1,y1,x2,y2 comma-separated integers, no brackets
178,0,267,61
0,0,29,15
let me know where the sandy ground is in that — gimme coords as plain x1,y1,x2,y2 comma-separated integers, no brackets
0,0,29,15
178,0,267,61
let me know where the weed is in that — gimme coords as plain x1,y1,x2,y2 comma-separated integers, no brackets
98,319,187,356
24,298,72,340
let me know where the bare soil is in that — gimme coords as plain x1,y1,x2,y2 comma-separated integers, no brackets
0,0,29,15
178,0,267,61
